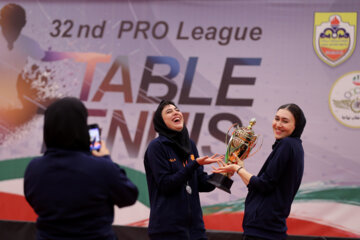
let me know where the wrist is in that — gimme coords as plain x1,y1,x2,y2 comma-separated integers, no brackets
236,166,243,174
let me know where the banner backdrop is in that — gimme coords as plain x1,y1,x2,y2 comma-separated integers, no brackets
0,0,359,238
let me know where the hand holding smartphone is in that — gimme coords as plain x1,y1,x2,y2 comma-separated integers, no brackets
88,124,101,151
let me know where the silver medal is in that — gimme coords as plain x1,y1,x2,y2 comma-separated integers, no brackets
186,184,192,194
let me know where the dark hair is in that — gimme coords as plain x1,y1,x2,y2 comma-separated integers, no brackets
44,97,90,151
278,103,306,138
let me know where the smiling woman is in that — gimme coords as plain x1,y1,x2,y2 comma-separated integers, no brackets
161,104,184,132
213,103,307,240
272,108,296,140
144,99,224,240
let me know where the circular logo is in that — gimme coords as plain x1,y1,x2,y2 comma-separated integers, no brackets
329,71,360,128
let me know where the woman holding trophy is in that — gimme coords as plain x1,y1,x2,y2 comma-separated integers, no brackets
213,103,306,240
144,100,223,240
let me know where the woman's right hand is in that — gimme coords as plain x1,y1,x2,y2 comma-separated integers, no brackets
92,140,110,157
196,154,224,165
213,160,252,186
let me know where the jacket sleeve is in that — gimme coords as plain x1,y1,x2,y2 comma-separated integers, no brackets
104,156,139,208
198,171,216,192
247,139,292,194
145,140,200,194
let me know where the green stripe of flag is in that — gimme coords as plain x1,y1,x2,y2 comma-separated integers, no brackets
0,157,150,207
202,186,360,214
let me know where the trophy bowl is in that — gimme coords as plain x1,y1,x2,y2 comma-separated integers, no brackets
208,118,260,193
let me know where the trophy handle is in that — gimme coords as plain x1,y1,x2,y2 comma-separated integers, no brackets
225,122,239,145
224,123,240,163
246,134,263,158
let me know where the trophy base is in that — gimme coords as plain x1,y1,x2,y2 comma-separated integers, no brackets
207,173,233,194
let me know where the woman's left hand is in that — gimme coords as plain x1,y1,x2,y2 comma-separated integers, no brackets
212,161,239,174
196,154,224,166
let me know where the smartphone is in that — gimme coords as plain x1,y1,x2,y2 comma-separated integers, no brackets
88,124,101,151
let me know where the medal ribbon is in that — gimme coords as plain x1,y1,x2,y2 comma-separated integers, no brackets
182,159,192,194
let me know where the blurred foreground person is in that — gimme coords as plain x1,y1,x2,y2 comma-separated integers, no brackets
24,97,138,240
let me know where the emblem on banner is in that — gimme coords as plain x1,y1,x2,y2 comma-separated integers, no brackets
329,71,360,128
314,12,357,67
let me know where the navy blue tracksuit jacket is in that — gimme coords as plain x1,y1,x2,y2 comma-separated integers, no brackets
144,135,215,240
243,137,304,240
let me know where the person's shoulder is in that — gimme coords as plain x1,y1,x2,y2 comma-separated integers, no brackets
26,155,43,167
24,155,48,175
87,155,119,175
148,135,170,148
280,137,300,144
89,154,113,165
278,137,302,151
147,137,160,148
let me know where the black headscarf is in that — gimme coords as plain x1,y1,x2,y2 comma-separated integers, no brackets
153,100,191,157
44,97,90,151
272,103,306,149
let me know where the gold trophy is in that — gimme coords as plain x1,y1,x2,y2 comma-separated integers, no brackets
208,118,260,193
